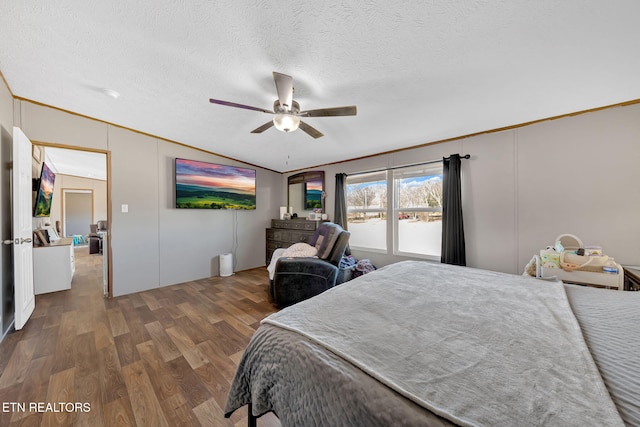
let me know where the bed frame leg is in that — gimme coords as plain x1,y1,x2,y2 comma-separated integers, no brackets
247,403,257,427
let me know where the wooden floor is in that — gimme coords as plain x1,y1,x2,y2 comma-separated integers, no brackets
0,246,281,426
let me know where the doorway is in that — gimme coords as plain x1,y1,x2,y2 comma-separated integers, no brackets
63,190,93,238
33,143,112,297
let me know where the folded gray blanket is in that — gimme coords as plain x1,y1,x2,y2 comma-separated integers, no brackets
263,261,623,426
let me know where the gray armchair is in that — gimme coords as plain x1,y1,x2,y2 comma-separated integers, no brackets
270,222,350,307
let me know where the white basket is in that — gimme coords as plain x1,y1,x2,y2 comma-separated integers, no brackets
555,233,583,251
534,255,624,290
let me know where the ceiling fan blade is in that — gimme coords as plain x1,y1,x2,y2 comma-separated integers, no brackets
299,105,357,117
272,72,294,110
209,98,272,114
250,121,274,134
298,121,324,139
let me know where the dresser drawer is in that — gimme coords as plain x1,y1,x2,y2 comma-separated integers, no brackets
290,230,314,243
271,219,320,230
301,221,318,231
267,240,289,251
266,228,290,242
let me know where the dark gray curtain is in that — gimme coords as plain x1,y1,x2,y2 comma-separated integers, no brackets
441,154,466,266
334,173,350,255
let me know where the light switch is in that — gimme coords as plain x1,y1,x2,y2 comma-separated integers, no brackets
121,204,129,213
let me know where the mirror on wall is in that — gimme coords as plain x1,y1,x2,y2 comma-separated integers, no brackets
287,171,324,218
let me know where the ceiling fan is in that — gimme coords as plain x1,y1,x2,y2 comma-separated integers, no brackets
209,72,357,139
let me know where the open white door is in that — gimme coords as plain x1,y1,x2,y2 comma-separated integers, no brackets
13,127,34,330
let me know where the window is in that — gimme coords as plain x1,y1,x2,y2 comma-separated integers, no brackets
346,163,443,258
393,165,443,257
346,172,387,251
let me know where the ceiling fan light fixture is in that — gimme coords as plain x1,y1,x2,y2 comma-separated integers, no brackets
273,113,300,133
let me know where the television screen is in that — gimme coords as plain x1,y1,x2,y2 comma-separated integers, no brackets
305,177,323,210
175,158,256,210
34,162,56,217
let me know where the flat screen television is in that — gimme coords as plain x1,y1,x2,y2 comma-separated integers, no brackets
175,158,256,210
33,162,56,217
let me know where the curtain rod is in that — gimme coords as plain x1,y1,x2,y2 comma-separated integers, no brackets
346,154,470,177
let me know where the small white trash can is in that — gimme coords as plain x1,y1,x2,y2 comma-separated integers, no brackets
219,253,233,277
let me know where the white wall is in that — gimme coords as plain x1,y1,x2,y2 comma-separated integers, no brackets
18,100,284,296
286,103,640,274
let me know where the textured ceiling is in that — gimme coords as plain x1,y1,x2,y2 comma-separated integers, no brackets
1,1,639,172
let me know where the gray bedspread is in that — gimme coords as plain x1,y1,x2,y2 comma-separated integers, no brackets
565,284,640,426
225,261,636,426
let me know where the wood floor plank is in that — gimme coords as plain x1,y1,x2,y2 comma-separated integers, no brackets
97,344,128,404
192,397,228,427
74,332,98,377
165,325,209,369
51,311,77,374
76,307,95,336
176,301,219,337
113,333,140,367
40,305,63,330
174,312,213,345
102,396,136,427
161,392,202,427
74,371,104,427
0,247,280,426
94,319,116,350
136,340,181,402
0,331,23,376
194,361,233,411
196,340,239,383
147,306,178,329
139,291,162,310
117,300,151,345
1,382,28,425
41,367,74,427
144,321,181,362
9,355,53,423
18,315,46,340
106,308,130,337
213,299,260,326
215,310,258,338
209,320,251,357
32,324,60,359
134,304,158,326
167,356,213,409
73,332,104,426
0,337,38,387
121,360,170,427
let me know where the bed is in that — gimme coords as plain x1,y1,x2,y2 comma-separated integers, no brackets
225,261,640,426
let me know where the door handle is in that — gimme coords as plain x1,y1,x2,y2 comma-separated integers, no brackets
20,237,32,244
2,239,16,245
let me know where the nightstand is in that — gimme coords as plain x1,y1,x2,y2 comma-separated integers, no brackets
623,266,640,291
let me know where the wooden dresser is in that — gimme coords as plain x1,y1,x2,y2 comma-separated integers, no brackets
623,266,640,291
265,219,321,265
